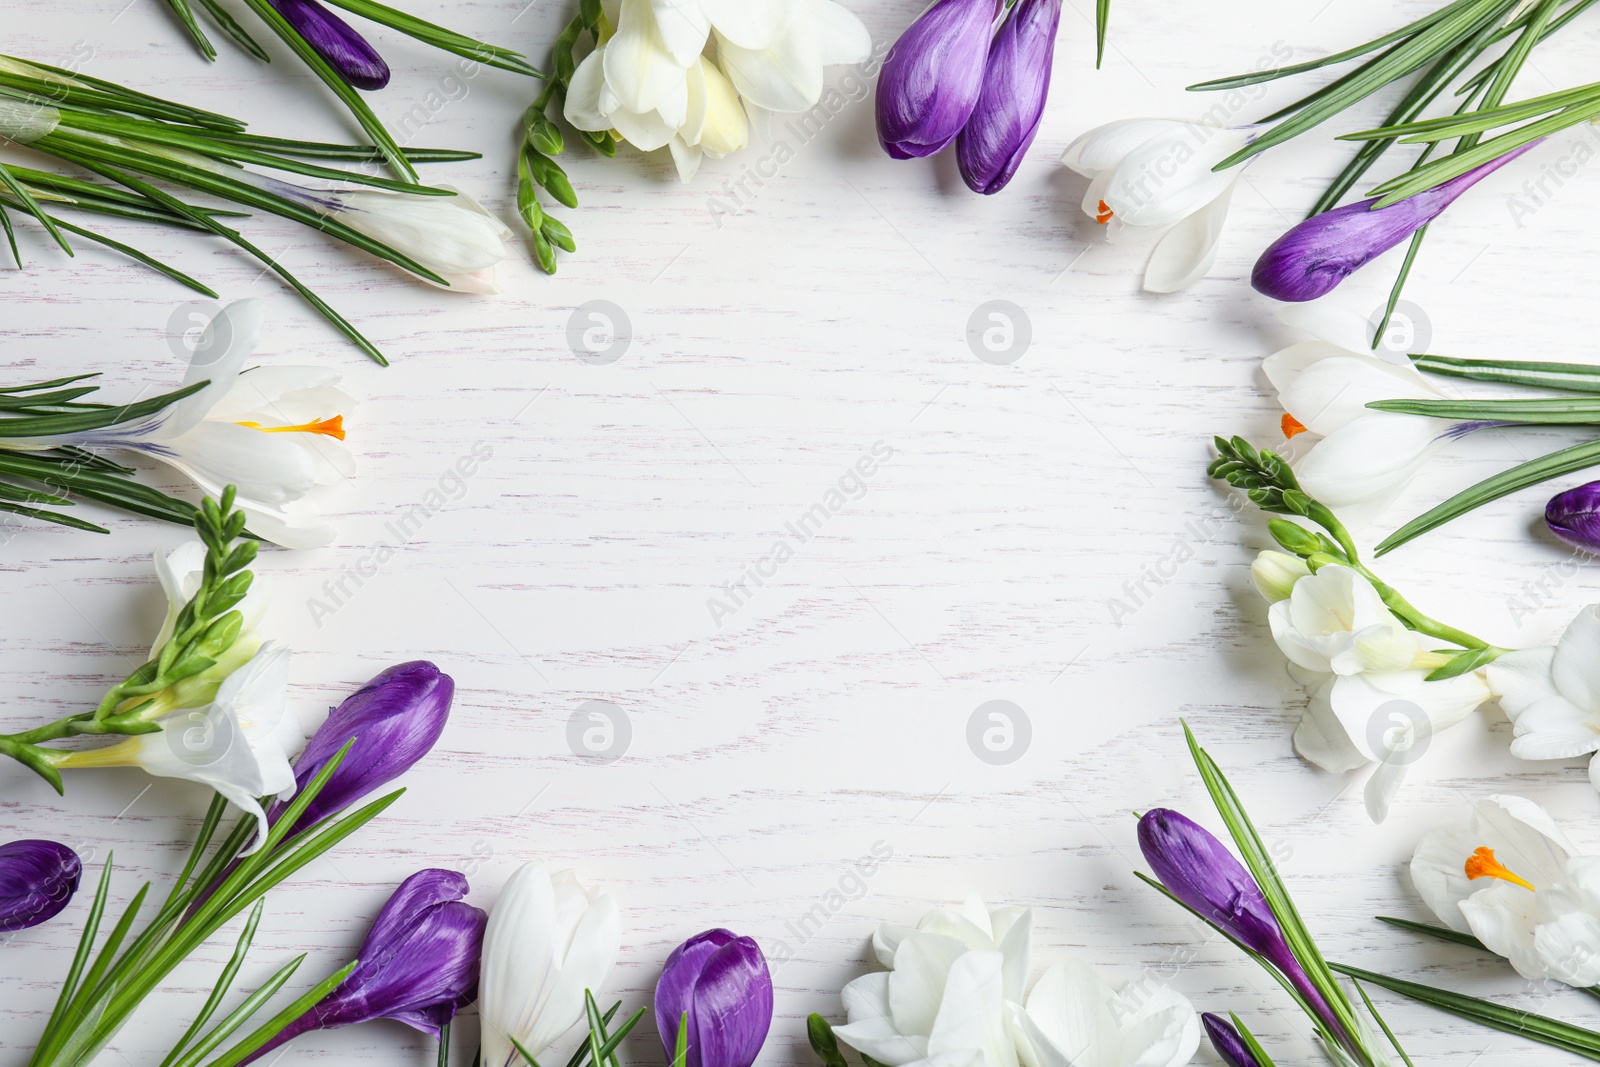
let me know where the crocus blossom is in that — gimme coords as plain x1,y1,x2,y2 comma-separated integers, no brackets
834,894,1197,1067
1264,340,1491,510
564,0,869,181
1267,564,1493,821
877,0,996,160
1063,119,1255,291
19,301,355,548
1412,794,1600,986
955,0,1061,194
265,660,454,841
57,644,302,848
242,868,487,1062
656,929,774,1067
1488,604,1600,788
1201,1014,1261,1067
1545,483,1600,554
479,862,622,1067
0,840,81,932
1254,142,1539,302
271,0,389,90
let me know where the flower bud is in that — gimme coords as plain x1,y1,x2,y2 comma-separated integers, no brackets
1202,1014,1262,1067
265,661,453,840
876,0,998,159
656,929,774,1067
0,839,81,932
269,0,390,90
1546,482,1600,554
955,0,1060,194
1266,518,1322,558
1251,550,1310,603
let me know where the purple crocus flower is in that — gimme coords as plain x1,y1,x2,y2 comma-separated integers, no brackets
1253,140,1541,301
0,840,80,932
1202,1013,1262,1067
877,0,998,159
955,0,1060,194
270,0,390,90
1546,481,1600,553
1138,810,1350,1047
267,661,453,842
655,929,774,1067
243,869,486,1063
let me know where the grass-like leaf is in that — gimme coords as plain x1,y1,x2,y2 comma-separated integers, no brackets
1413,353,1600,393
159,899,266,1067
1368,396,1600,423
202,959,358,1067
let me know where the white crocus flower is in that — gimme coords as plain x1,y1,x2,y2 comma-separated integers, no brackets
1265,341,1482,510
35,301,355,548
1268,564,1493,822
1010,962,1199,1067
56,643,301,849
836,894,1030,1067
479,861,621,1067
1062,119,1256,292
564,0,868,181
1413,795,1600,986
1488,604,1600,788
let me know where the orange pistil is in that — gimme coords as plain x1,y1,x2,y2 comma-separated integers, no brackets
1281,413,1308,439
1095,199,1114,225
237,415,346,441
1465,846,1536,891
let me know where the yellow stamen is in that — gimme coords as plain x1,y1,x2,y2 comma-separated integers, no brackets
1095,199,1114,225
1281,413,1308,439
1465,846,1536,891
236,415,345,441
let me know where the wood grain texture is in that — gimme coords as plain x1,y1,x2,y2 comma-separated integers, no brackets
5,1,1600,1064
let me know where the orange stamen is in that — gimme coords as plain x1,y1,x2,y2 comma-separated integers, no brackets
236,415,346,441
1095,199,1114,225
1465,846,1536,891
1281,413,1308,439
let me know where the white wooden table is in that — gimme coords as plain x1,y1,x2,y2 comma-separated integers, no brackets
6,1,1600,1064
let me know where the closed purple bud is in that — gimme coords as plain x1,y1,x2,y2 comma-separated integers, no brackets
242,869,486,1063
655,929,774,1067
0,840,80,932
1546,482,1600,553
1202,1013,1262,1067
956,0,1060,194
267,661,453,841
270,0,390,90
1253,141,1539,301
877,0,999,159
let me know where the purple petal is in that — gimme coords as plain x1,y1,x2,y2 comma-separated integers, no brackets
656,929,773,1067
0,840,80,932
877,0,999,159
1547,481,1600,553
268,661,453,841
956,0,1060,194
1253,141,1540,301
1203,1013,1262,1067
270,0,390,90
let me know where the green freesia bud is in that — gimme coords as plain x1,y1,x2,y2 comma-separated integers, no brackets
525,112,564,156
1267,518,1322,558
1251,550,1311,603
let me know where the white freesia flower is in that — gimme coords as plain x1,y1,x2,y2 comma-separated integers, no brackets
1268,564,1493,822
1488,604,1600,788
480,861,621,1067
835,895,1197,1067
564,0,869,181
57,643,301,849
1251,549,1310,603
1413,795,1600,986
1264,341,1481,510
1010,962,1199,1067
32,301,355,548
1062,119,1255,292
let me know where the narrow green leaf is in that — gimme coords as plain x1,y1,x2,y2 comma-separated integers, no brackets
1425,645,1499,681
1413,353,1600,393
1371,226,1427,349
1377,438,1600,554
36,854,113,1054
192,0,273,62
316,0,542,76
0,159,71,255
1229,1016,1279,1067
0,380,206,438
1368,396,1600,423
1094,0,1109,67
170,950,304,1067
202,958,357,1067
161,0,220,61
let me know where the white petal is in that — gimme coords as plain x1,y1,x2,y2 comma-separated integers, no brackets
168,300,264,436
668,134,704,181
1533,909,1600,986
1462,882,1546,980
1061,119,1188,179
698,0,787,48
155,421,317,506
332,187,510,277
1017,961,1114,1067
1272,351,1439,435
1295,413,1450,509
1141,180,1235,292
889,934,970,1038
1100,124,1254,229
607,101,680,151
1552,605,1600,711
1291,672,1369,773
838,972,930,1066
798,0,872,65
564,50,613,131
874,922,917,967
926,952,1014,1067
650,0,711,65
717,30,821,113
605,0,691,119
